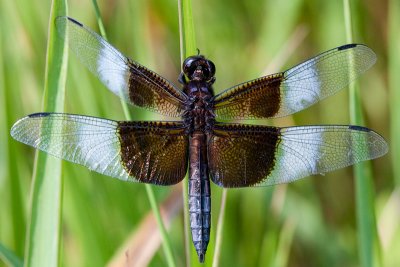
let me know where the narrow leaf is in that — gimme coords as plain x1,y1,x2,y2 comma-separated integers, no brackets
343,1,381,266
389,0,400,187
24,0,68,266
0,243,23,267
178,0,197,265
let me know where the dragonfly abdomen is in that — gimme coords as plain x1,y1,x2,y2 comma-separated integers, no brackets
188,132,211,263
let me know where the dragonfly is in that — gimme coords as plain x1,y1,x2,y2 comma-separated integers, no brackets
11,16,388,263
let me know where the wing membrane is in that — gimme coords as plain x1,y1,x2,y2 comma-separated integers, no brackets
11,113,188,185
208,123,388,187
213,44,376,119
55,16,187,117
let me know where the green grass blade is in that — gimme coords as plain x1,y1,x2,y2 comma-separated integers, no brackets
0,243,23,267
178,0,197,59
387,1,400,265
144,185,176,267
91,0,107,40
24,0,68,266
389,0,400,187
212,189,228,267
343,1,380,267
1,1,28,256
272,218,296,267
178,0,197,265
91,2,176,266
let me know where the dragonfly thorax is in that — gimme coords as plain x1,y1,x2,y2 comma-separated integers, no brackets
183,80,215,134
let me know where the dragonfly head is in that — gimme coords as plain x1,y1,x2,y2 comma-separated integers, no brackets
182,55,216,83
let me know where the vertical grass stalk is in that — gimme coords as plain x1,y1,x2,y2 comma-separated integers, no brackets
343,1,380,266
178,0,197,59
387,1,400,264
212,189,227,267
24,0,68,266
0,8,26,256
91,2,176,266
178,0,197,265
389,0,400,187
0,242,23,267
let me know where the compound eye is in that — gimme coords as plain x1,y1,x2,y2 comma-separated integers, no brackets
182,57,198,77
200,60,215,81
207,60,216,78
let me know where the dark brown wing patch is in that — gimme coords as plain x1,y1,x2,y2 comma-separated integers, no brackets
127,61,186,117
118,121,188,185
208,123,280,187
212,74,283,119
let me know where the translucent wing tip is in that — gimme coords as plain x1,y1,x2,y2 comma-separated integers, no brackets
347,125,388,160
10,115,32,143
10,113,52,144
359,126,389,159
55,16,84,40
343,43,377,71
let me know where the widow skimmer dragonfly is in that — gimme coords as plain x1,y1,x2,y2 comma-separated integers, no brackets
11,17,388,263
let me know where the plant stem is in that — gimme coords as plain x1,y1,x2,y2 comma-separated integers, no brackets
24,0,68,266
178,0,197,265
343,1,380,266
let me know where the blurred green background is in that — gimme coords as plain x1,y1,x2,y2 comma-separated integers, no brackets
0,0,398,266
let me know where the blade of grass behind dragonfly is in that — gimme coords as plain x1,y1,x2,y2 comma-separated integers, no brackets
178,0,197,60
0,242,23,267
178,0,197,265
1,0,30,257
343,1,381,267
90,2,176,266
389,0,400,187
387,1,400,265
24,0,68,266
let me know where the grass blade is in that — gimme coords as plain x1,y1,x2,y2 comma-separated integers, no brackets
212,189,228,267
1,1,28,256
389,0,400,187
343,1,380,266
178,0,197,60
91,2,176,266
91,0,107,39
24,0,68,266
386,1,400,265
178,0,197,265
0,243,23,267
272,218,296,267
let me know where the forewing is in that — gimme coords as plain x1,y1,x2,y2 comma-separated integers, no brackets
208,123,388,187
55,16,187,117
11,113,188,185
213,44,376,119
